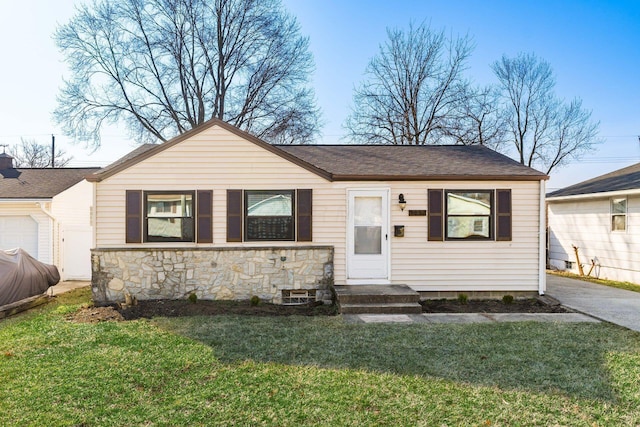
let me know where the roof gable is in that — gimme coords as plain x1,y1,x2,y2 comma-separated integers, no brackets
87,118,547,183
86,118,330,182
547,162,640,198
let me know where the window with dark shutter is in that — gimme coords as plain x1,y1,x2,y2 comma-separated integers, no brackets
428,189,444,241
145,191,195,242
297,189,312,242
496,189,512,241
245,190,295,241
125,190,143,243
197,190,213,243
445,190,493,240
227,190,243,242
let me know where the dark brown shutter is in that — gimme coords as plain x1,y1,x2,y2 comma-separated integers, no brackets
125,190,143,243
296,189,312,242
196,190,213,243
428,189,444,241
227,189,242,242
496,189,512,241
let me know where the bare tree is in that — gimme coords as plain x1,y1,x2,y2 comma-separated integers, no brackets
11,138,72,168
54,0,320,148
492,53,599,174
444,84,507,148
345,23,473,145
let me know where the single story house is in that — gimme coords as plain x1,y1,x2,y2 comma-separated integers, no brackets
87,118,548,305
547,162,640,284
0,152,99,280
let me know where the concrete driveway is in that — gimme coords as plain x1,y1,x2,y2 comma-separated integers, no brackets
50,281,90,296
546,274,640,332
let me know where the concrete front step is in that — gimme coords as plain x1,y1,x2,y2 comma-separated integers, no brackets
334,284,422,314
339,302,423,315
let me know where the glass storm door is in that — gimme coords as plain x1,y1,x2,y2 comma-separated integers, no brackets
347,190,389,281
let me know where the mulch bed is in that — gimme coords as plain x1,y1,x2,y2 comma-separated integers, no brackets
420,298,568,314
67,296,566,323
67,299,335,322
118,299,335,320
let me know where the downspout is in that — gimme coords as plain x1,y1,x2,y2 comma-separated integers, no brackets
36,201,56,267
91,181,97,252
538,179,547,295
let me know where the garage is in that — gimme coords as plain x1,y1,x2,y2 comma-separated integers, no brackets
0,216,38,257
1,156,99,279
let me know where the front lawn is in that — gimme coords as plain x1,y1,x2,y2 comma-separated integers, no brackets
1,288,639,426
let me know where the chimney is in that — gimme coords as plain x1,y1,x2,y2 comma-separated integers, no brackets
0,153,14,170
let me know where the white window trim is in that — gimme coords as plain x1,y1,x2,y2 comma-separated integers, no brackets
610,197,627,232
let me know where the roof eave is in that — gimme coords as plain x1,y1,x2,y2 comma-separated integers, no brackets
0,197,53,202
331,174,548,181
547,187,640,201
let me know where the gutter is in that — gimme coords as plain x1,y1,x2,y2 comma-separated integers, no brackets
547,188,640,202
0,198,52,203
36,202,55,221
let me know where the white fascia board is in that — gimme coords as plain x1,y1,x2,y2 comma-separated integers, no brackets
547,188,640,202
0,198,52,203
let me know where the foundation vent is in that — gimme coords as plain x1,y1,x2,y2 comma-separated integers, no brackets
281,289,316,305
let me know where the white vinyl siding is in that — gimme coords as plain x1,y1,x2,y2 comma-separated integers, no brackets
387,182,541,292
94,124,543,292
549,195,640,284
51,180,94,280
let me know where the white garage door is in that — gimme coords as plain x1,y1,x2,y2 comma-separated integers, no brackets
0,216,38,257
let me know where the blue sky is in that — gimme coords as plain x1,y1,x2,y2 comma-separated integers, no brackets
0,0,638,191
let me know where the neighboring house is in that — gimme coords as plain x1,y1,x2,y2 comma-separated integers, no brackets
547,162,640,284
0,152,99,280
86,118,548,305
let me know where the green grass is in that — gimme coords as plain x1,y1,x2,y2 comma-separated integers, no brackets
1,288,640,426
549,269,640,293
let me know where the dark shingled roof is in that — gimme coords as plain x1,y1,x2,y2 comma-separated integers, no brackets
0,167,100,199
90,144,158,178
276,145,547,180
86,118,547,182
547,162,640,198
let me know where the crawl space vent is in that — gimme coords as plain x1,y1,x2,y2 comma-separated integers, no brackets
281,289,316,305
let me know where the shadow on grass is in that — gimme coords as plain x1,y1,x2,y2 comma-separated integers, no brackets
153,314,640,403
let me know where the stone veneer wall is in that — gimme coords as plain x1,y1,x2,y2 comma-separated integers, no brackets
92,246,334,305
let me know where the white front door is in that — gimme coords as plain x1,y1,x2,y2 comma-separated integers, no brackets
347,189,389,282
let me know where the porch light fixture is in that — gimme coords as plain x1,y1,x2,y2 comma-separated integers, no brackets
398,193,407,211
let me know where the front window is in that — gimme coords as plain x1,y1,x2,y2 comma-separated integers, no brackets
446,191,493,239
611,198,626,231
245,190,295,241
145,192,194,242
